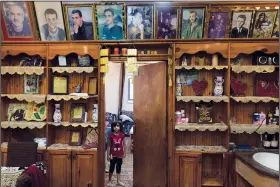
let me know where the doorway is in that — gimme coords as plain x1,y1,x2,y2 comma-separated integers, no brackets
104,61,167,187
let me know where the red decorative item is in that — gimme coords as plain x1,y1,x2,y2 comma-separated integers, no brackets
255,73,279,98
192,80,208,96
231,79,247,96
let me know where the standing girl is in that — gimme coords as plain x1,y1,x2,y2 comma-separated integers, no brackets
107,121,126,186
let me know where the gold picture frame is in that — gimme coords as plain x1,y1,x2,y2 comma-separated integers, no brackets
70,103,86,123
69,130,82,146
155,6,180,39
88,77,98,95
205,7,232,39
52,75,68,94
1,2,39,41
63,4,96,40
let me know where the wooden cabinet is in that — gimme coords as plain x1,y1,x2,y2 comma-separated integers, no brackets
48,149,97,187
175,152,202,187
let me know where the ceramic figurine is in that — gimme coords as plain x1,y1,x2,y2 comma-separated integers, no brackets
259,111,266,124
92,104,98,122
268,112,273,124
214,76,224,96
73,84,82,93
176,75,182,96
53,104,62,123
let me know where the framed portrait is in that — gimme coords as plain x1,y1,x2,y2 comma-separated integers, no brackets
69,130,82,146
127,5,154,40
128,76,134,104
230,11,253,38
88,77,97,95
180,7,205,39
272,14,279,38
24,74,39,94
52,75,68,94
95,4,124,40
34,2,66,41
155,6,179,39
70,103,86,123
207,8,231,38
64,4,95,40
1,2,38,41
252,10,278,38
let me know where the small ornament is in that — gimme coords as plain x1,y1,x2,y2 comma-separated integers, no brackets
92,104,98,122
214,76,224,96
53,104,62,123
230,79,247,96
212,54,218,66
176,75,182,96
192,80,208,96
253,112,260,125
259,111,266,124
268,112,273,124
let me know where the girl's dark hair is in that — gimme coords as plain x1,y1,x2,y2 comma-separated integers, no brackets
111,121,123,133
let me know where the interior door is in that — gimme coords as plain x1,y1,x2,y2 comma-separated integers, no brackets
133,62,167,187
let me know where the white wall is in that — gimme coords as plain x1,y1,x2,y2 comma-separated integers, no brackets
105,62,122,114
122,71,134,112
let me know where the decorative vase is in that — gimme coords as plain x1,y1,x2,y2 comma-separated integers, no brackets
92,104,98,122
214,76,224,96
53,104,62,123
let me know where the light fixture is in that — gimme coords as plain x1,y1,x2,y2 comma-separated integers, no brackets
275,6,279,9
255,7,260,10
265,7,270,10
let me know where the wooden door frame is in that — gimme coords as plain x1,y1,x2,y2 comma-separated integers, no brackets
97,44,175,187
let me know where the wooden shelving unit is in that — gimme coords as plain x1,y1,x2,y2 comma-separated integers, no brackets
202,178,223,186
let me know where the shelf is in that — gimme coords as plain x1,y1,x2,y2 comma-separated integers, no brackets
1,121,46,129
1,142,46,151
231,124,279,134
175,66,228,70
47,143,97,151
231,65,277,73
177,96,229,103
176,145,227,154
48,122,98,128
230,96,279,103
51,67,96,73
109,54,170,61
1,94,46,104
47,94,97,101
202,178,223,186
1,66,45,75
175,122,228,132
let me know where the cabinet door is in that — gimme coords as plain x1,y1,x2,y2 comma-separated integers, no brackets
48,150,71,187
72,150,97,187
178,154,202,187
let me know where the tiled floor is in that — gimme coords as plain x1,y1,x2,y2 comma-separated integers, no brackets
105,138,133,187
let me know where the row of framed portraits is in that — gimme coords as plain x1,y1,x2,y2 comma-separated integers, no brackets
1,2,279,41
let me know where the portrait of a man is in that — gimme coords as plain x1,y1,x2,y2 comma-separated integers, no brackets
3,2,32,37
156,7,179,39
34,2,66,41
127,6,154,40
96,5,124,40
181,8,205,39
252,10,277,38
65,5,94,40
230,11,253,38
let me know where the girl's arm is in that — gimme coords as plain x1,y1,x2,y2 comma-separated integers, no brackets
123,136,126,158
107,138,111,161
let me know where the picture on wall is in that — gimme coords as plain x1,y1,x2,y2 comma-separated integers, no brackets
64,4,95,40
181,7,205,39
230,11,253,38
156,7,179,39
272,15,279,38
95,4,124,40
24,74,39,94
252,10,277,38
34,2,66,41
127,5,154,39
1,2,38,40
207,11,230,38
